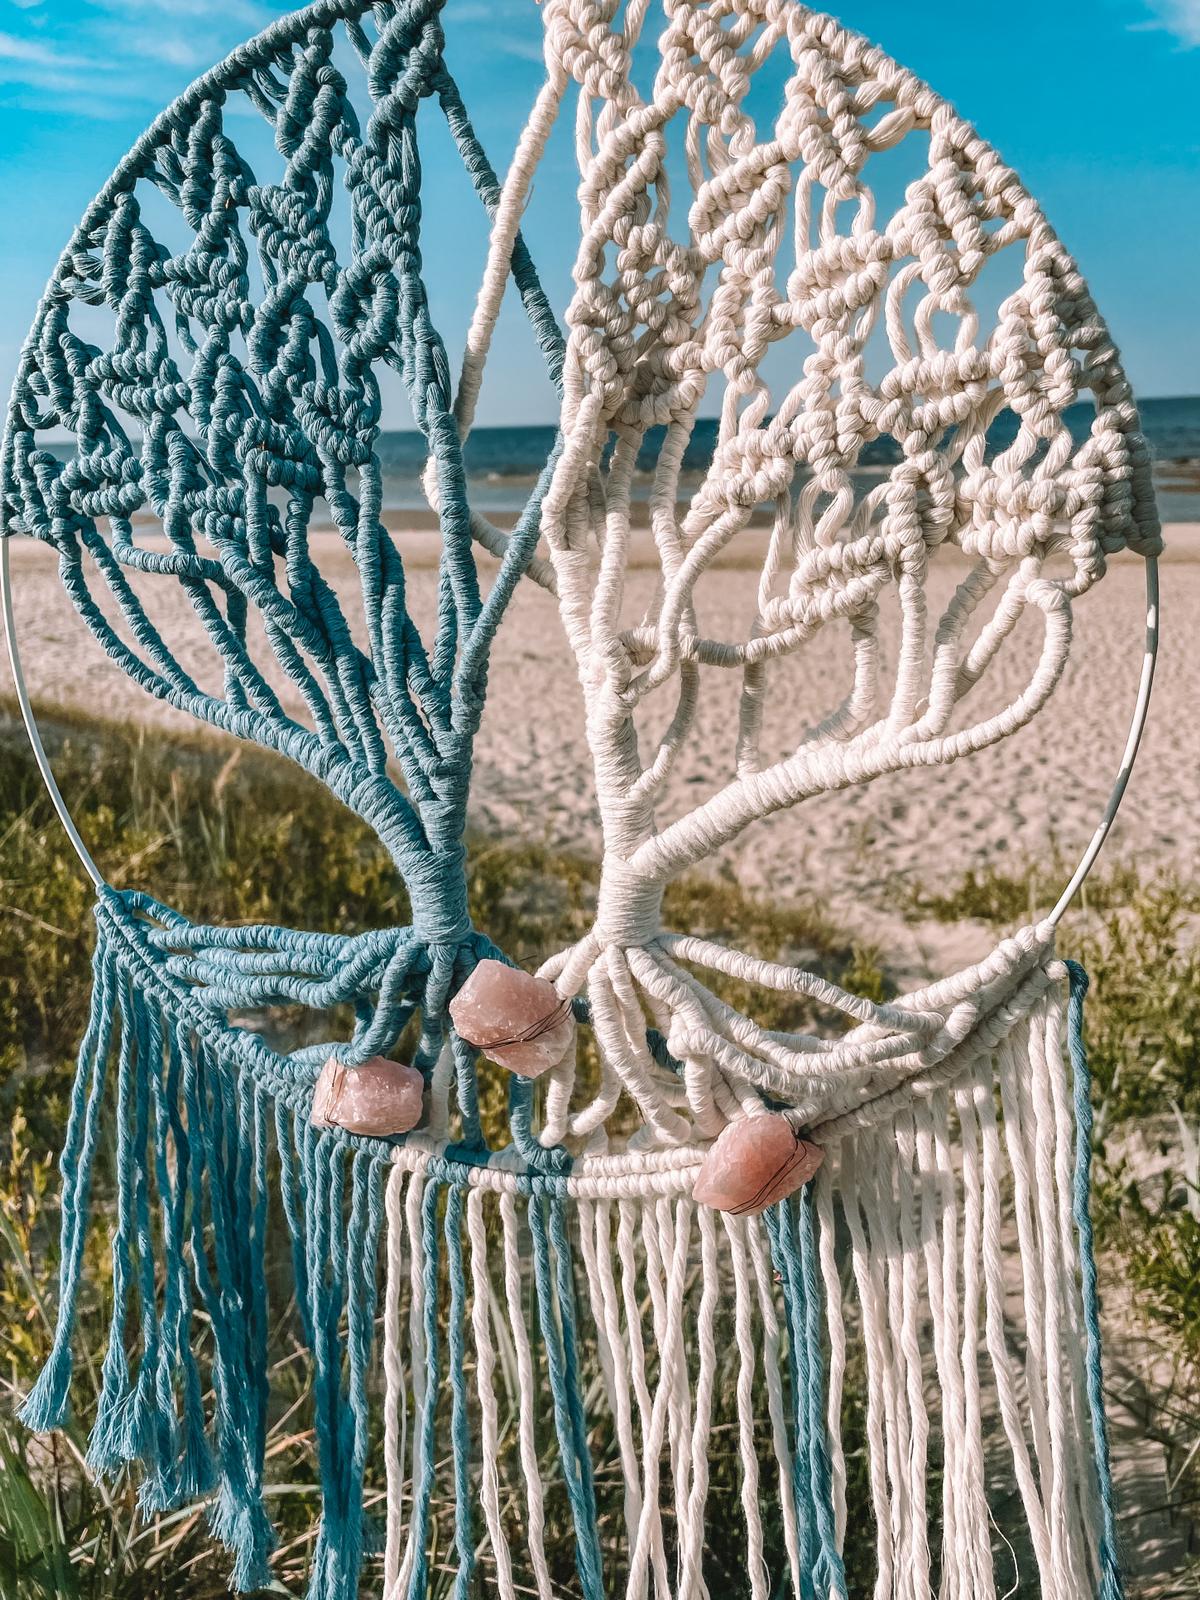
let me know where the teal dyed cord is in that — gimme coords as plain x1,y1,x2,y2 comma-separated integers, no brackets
797,1190,850,1600
2,0,567,1125
527,1190,605,1600
548,1191,605,1580
1065,961,1126,1600
766,1196,848,1599
406,1177,444,1600
444,1187,476,1597
308,1147,384,1599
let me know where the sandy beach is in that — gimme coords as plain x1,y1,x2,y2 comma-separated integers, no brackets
4,525,1196,960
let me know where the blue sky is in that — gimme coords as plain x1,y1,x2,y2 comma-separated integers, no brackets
0,0,1196,428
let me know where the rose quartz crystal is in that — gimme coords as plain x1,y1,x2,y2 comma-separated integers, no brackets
692,1114,824,1216
310,1055,425,1137
448,958,574,1079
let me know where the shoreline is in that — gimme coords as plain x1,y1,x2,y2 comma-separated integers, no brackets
108,515,1200,569
3,525,1195,929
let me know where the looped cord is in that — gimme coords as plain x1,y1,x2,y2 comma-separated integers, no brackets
528,0,1161,1147
0,0,572,1141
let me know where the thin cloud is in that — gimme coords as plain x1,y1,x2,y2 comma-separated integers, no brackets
0,31,84,66
1,0,537,114
0,1,288,112
91,0,275,20
0,29,102,101
1136,0,1200,45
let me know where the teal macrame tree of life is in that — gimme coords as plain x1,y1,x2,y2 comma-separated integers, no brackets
2,1,574,1592
2,1,1160,1598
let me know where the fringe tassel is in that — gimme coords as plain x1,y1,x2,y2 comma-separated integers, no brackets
23,940,118,1433
28,907,1122,1600
23,907,388,1598
819,965,1122,1600
380,1166,845,1598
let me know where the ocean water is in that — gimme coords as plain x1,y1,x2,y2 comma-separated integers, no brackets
37,395,1200,523
374,394,1200,521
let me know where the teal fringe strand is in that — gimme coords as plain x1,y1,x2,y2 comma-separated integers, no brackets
766,1191,848,1600
21,942,117,1434
528,1188,605,1600
303,1138,385,1600
26,896,863,1600
406,1177,443,1599
1065,961,1126,1600
444,1186,476,1598
23,908,392,1598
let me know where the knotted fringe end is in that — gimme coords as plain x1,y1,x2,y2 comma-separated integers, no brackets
381,1159,846,1600
21,911,387,1598
26,916,1121,1599
816,960,1124,1600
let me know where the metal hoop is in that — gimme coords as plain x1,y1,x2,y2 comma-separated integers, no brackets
1047,552,1160,926
2,532,1161,922
2,538,104,889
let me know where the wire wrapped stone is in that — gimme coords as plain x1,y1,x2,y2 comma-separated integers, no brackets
310,1055,425,1137
449,957,575,1079
692,1114,824,1216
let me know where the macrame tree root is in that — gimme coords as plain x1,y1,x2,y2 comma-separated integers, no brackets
534,907,1059,1152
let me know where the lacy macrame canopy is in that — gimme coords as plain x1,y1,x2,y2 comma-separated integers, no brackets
1,2,1161,1597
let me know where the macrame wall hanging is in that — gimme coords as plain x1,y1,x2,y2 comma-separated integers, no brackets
1,2,1162,1598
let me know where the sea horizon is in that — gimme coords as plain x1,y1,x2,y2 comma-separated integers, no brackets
373,394,1200,519
35,394,1200,521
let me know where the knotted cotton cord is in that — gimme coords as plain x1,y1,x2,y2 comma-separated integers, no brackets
1,0,567,1075
9,4,1149,1597
525,0,1161,1146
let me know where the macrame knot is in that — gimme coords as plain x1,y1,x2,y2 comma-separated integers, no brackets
403,846,472,948
593,858,663,949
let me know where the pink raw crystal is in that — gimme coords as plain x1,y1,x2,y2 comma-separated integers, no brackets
310,1055,425,1137
692,1114,824,1216
449,958,574,1080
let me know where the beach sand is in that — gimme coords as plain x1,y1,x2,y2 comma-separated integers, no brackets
3,525,1195,969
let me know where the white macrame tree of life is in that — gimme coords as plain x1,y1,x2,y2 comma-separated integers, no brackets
520,0,1160,1154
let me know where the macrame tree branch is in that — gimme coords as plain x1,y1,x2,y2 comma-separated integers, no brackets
2,0,567,1096
529,0,1160,1147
